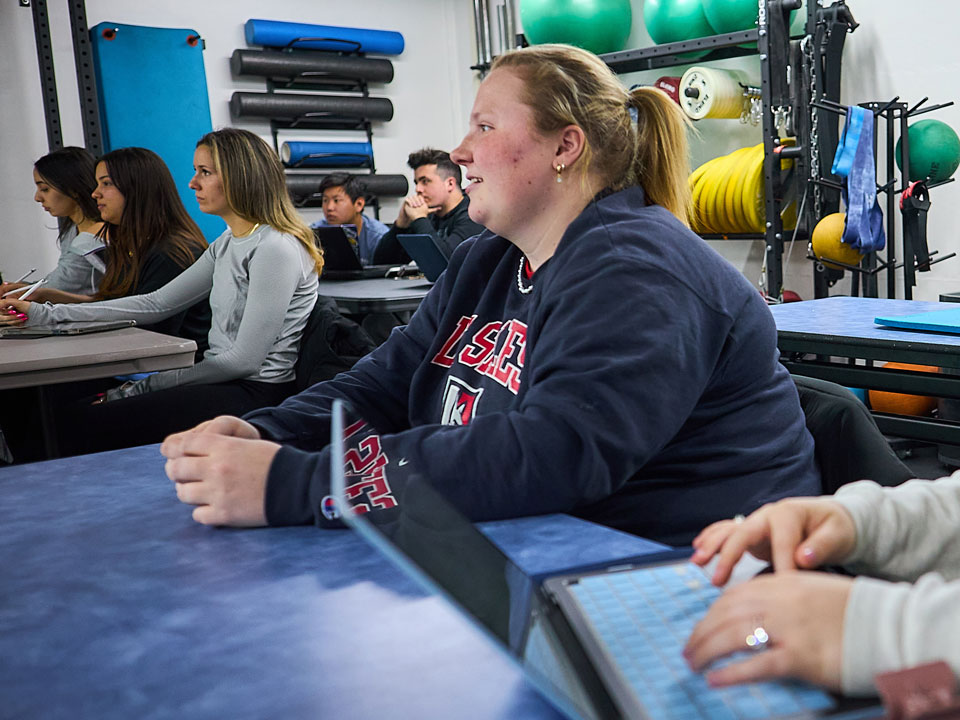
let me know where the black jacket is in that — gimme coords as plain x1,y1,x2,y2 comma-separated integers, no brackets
372,195,484,264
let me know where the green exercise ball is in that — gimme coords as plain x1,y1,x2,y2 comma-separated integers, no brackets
895,119,960,183
644,0,714,45
703,0,758,33
520,0,632,55
702,0,798,35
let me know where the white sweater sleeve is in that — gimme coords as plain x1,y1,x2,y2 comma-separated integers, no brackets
834,474,960,582
833,474,960,695
842,574,960,695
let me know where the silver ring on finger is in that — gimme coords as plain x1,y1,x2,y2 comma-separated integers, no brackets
745,624,770,651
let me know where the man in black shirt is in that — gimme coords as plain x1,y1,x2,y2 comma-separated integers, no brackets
373,148,485,264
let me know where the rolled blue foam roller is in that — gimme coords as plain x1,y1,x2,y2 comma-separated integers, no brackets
281,141,373,168
244,19,405,55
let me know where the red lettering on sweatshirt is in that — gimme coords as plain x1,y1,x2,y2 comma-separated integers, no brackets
343,435,397,512
431,315,476,368
432,316,527,395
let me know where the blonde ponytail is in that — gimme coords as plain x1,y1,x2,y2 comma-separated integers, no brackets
628,87,693,226
492,44,693,226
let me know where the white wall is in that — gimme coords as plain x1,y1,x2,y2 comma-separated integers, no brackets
0,0,478,281
4,0,960,302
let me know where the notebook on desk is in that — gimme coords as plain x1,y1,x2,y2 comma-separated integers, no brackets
314,226,396,280
329,399,881,720
874,307,960,335
398,233,448,282
0,320,136,338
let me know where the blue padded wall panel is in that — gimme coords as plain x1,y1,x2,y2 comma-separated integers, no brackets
90,22,225,242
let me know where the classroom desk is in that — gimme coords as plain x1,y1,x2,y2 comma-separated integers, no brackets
770,296,960,444
0,327,197,391
0,445,666,719
0,328,197,458
319,277,433,314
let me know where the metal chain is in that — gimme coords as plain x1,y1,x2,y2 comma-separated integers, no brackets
801,34,822,223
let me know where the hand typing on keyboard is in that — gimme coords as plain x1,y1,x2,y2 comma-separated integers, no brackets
682,571,852,691
680,496,858,691
688,496,858,586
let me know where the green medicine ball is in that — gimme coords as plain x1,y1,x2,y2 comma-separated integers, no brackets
520,0,632,55
644,0,714,45
895,119,960,183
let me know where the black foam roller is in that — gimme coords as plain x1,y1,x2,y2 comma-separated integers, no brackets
230,92,394,122
231,49,394,85
286,173,409,204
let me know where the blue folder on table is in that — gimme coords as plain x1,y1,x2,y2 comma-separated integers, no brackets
875,307,960,334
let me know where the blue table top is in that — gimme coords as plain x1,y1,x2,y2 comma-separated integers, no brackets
769,297,960,363
0,445,665,719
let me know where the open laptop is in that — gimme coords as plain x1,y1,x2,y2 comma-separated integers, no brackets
314,226,396,280
329,399,883,720
0,319,136,338
398,233,448,282
875,306,960,335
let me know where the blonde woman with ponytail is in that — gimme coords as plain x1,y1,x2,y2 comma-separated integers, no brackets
3,128,321,456
160,45,819,543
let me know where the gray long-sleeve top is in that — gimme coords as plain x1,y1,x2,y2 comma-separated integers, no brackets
44,225,106,295
833,474,960,695
25,225,318,396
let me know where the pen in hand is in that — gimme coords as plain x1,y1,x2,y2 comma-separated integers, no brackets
6,277,46,301
14,268,37,283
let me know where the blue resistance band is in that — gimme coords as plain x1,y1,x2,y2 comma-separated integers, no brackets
832,106,886,253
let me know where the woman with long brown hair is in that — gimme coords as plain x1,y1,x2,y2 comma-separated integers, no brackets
3,129,321,454
158,44,818,545
11,147,212,346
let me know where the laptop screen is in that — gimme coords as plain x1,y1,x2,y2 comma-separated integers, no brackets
329,399,608,720
314,226,364,271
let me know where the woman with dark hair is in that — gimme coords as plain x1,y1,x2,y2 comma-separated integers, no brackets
20,148,212,343
1,147,105,298
2,130,321,455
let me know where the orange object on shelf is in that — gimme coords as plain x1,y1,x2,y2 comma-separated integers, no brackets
868,362,940,417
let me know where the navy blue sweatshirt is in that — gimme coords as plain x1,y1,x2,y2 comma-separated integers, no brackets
247,186,820,546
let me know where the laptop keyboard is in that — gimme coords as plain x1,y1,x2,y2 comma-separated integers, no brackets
568,563,836,719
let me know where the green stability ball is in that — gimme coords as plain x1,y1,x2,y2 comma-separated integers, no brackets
895,119,960,183
520,0,632,55
702,0,758,33
702,0,797,34
644,0,714,44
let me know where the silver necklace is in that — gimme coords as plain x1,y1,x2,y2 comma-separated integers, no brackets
517,256,533,294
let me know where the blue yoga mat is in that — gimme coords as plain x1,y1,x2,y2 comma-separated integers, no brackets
90,22,225,242
244,19,404,55
281,141,373,168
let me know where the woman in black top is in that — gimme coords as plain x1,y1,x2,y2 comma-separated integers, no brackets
24,147,211,349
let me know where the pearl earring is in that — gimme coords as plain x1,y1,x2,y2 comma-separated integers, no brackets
555,163,565,183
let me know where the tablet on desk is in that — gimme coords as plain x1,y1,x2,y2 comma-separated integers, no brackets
398,233,448,282
0,320,136,338
875,307,960,335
